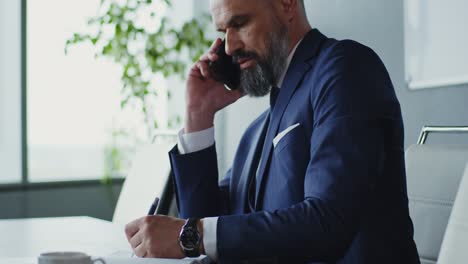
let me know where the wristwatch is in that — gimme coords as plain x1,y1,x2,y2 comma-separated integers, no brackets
178,218,201,257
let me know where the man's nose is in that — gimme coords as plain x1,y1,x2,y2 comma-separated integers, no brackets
225,30,243,56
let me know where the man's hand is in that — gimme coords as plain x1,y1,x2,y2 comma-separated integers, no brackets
185,38,244,133
125,215,192,258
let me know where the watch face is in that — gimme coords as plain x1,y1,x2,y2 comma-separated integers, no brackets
180,226,200,250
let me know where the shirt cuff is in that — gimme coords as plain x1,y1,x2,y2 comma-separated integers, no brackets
177,127,215,154
202,217,218,261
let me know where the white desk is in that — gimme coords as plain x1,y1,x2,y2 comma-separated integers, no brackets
0,216,130,258
0,217,211,264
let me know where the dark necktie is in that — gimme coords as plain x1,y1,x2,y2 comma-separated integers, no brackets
247,86,280,211
270,86,280,109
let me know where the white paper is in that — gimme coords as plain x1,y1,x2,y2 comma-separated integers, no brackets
0,256,212,264
103,256,212,264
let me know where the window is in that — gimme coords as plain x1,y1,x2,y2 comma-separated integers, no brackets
26,0,174,182
27,0,124,181
1,0,193,185
0,0,22,184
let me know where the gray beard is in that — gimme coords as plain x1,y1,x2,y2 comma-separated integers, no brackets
240,25,289,97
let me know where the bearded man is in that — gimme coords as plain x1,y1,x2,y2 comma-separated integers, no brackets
125,0,420,263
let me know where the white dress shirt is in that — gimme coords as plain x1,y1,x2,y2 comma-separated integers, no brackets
177,38,303,261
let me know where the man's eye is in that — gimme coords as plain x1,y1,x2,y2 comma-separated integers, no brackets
233,20,247,29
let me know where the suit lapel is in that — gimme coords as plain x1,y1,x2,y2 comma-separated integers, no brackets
254,29,327,209
235,111,270,213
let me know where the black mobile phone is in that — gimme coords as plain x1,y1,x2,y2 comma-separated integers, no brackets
209,39,241,90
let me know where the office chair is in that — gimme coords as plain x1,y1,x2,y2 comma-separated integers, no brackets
112,131,177,226
437,162,468,264
406,126,468,264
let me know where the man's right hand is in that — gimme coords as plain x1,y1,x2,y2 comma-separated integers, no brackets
184,38,244,133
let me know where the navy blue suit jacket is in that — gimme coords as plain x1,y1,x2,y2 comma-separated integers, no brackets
169,29,419,263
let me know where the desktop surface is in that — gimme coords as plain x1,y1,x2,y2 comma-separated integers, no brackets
0,217,212,264
0,216,129,258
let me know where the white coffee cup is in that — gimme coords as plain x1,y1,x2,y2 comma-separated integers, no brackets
38,252,105,264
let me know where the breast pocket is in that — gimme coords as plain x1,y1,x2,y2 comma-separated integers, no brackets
273,124,308,154
272,123,310,178
265,124,310,207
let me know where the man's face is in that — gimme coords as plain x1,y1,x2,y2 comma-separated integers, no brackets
211,0,290,97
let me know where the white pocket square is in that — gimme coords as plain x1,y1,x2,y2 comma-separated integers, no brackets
273,123,300,148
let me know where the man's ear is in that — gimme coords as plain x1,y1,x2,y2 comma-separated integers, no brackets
279,0,299,22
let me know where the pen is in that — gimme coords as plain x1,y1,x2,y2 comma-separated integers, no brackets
148,197,160,215
132,197,160,258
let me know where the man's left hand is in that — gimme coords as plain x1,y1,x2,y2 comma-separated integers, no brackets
125,215,186,258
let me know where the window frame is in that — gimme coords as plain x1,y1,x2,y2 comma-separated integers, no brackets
20,0,27,185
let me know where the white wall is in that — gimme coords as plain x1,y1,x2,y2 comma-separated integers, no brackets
0,0,22,183
304,0,468,146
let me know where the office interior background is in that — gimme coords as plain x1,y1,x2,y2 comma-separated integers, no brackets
1,0,468,239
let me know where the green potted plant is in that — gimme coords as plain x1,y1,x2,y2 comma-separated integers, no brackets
65,0,212,181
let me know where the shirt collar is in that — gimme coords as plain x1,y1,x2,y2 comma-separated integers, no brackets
276,37,304,88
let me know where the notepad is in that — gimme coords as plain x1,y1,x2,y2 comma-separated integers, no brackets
0,256,212,264
105,250,212,264
103,256,212,264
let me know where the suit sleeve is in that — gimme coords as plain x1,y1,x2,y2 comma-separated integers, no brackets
169,144,231,219
216,42,399,261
